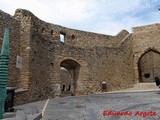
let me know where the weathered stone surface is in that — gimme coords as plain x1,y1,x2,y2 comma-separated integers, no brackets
0,8,159,105
0,10,20,88
132,24,160,83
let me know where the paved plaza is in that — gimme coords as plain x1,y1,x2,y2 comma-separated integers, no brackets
15,90,160,120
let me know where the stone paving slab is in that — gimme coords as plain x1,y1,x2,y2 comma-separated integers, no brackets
3,112,42,120
10,83,160,120
40,92,160,120
14,99,46,113
2,100,46,120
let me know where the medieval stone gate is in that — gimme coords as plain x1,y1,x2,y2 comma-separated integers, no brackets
1,9,160,105
138,50,160,82
60,59,80,96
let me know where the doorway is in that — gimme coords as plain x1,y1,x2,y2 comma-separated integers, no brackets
60,59,80,96
138,50,160,82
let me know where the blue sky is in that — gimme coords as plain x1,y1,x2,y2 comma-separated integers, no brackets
0,0,160,35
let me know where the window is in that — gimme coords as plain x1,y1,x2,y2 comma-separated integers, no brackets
42,27,45,32
102,82,107,92
68,85,71,91
51,30,53,35
71,34,75,39
34,51,36,55
62,85,65,91
50,62,54,66
144,73,150,78
60,32,66,43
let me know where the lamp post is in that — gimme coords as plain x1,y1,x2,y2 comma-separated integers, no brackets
0,28,10,119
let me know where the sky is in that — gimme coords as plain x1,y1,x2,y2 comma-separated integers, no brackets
0,0,160,35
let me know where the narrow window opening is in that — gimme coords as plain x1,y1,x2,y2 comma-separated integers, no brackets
102,82,107,92
51,30,53,35
144,73,150,78
71,34,75,39
42,27,44,32
62,85,65,91
50,62,54,66
68,85,71,91
34,51,36,55
60,32,66,43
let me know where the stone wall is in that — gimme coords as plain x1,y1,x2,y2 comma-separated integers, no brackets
3,8,159,105
79,35,134,94
0,10,20,88
14,9,33,89
27,9,129,49
132,23,160,83
2,9,133,105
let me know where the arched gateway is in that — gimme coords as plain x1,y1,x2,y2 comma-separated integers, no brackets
60,59,80,96
138,50,160,82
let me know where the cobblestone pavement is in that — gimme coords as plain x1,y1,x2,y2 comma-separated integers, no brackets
39,91,160,120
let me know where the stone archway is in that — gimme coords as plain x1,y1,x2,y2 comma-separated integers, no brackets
60,59,80,96
60,67,73,96
138,50,160,82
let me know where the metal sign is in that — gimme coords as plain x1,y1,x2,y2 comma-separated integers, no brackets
16,55,22,69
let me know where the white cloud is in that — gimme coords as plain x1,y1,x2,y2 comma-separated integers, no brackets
47,0,96,22
0,0,96,22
